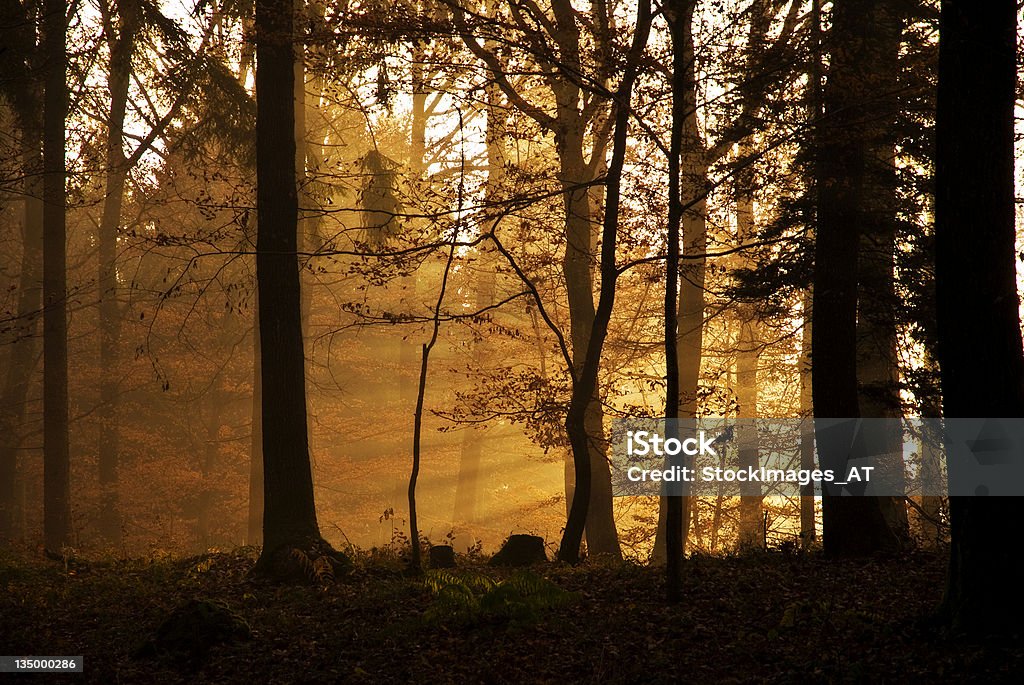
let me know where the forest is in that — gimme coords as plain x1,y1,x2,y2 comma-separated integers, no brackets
1,0,1023,681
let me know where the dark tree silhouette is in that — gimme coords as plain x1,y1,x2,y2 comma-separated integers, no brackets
253,0,322,566
935,0,1024,634
557,0,652,564
95,0,141,543
42,0,70,554
852,0,909,541
811,0,900,557
0,0,43,541
663,0,688,603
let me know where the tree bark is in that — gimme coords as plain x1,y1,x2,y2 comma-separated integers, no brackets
854,0,908,543
42,0,70,554
248,310,263,546
735,148,762,550
254,0,322,562
799,0,823,551
557,132,621,560
0,0,43,544
654,0,701,564
96,0,139,544
662,0,690,601
799,292,816,548
558,0,651,563
935,0,1023,635
812,0,900,557
453,0,627,561
0,143,43,541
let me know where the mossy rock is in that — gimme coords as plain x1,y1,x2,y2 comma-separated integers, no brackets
489,535,547,567
134,599,250,667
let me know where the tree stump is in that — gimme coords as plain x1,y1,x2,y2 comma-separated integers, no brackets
429,544,456,568
489,534,547,566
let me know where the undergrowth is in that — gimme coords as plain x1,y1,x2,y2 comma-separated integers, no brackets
422,568,577,625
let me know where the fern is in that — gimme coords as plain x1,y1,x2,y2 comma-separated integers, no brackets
424,569,496,594
423,570,575,626
312,555,334,585
289,548,316,583
287,548,335,586
505,571,575,611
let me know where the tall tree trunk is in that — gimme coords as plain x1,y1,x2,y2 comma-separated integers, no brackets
799,292,816,548
294,0,322,483
409,158,461,570
558,127,621,560
916,404,943,548
799,0,822,551
736,318,761,548
854,0,908,544
662,0,689,601
453,0,632,561
96,0,139,544
254,0,322,563
557,0,651,563
42,0,70,554
735,151,761,550
248,310,263,545
935,0,1023,635
0,0,43,546
654,0,702,564
676,145,708,553
812,0,899,557
395,30,429,518
0,143,43,541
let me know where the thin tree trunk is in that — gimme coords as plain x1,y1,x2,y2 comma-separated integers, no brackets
395,36,429,517
42,0,70,554
735,153,761,550
558,0,651,563
558,135,621,560
248,310,263,545
799,0,822,552
654,0,701,565
799,292,816,548
96,0,139,544
409,213,459,572
663,0,688,602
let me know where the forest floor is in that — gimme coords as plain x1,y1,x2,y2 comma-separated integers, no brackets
1,546,1021,684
